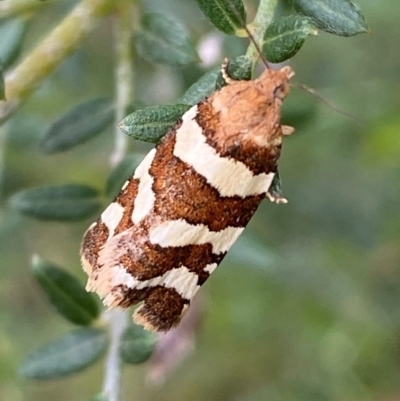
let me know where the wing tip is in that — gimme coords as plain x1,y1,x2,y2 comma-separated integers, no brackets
133,302,189,333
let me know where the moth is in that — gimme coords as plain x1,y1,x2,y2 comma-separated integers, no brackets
80,61,295,332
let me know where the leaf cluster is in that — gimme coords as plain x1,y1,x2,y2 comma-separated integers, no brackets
198,0,367,60
19,257,157,381
120,0,369,142
0,0,369,138
3,0,369,188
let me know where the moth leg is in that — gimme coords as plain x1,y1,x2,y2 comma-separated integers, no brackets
266,193,288,204
221,58,236,85
266,170,288,204
282,125,295,136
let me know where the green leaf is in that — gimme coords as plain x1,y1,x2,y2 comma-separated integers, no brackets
135,13,198,65
262,15,317,63
215,55,252,90
195,0,247,35
19,328,108,380
105,154,142,198
178,56,251,107
41,98,114,153
10,184,100,221
178,67,220,106
0,18,28,68
290,0,369,36
118,104,191,143
120,324,157,364
0,60,4,100
32,256,100,326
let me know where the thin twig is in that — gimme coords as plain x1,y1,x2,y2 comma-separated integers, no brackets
102,2,136,401
110,0,135,167
102,310,129,401
246,0,277,63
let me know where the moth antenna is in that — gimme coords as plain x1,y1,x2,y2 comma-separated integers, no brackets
224,0,271,69
292,82,362,123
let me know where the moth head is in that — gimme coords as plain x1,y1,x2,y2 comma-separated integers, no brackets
273,66,295,101
273,82,290,101
256,66,295,104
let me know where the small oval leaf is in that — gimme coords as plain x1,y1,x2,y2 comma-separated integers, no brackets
262,15,317,63
178,67,220,106
10,184,100,221
32,256,100,325
290,0,369,37
0,18,28,68
120,324,157,364
118,104,191,143
135,13,198,65
19,328,108,380
41,98,114,153
105,154,143,198
215,55,252,90
195,0,247,35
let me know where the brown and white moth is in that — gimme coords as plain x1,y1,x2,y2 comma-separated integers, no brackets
80,62,295,332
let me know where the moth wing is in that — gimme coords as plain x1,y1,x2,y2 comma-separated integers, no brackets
94,227,197,332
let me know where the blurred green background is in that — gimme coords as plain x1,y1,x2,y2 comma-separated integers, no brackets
2,0,400,400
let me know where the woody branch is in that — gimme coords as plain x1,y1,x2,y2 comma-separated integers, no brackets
0,0,115,124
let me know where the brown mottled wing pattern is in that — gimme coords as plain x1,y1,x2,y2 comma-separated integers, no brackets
80,66,295,332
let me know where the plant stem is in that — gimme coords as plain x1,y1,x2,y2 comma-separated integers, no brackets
102,310,129,401
0,0,115,124
246,0,278,63
102,3,136,401
110,0,136,167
